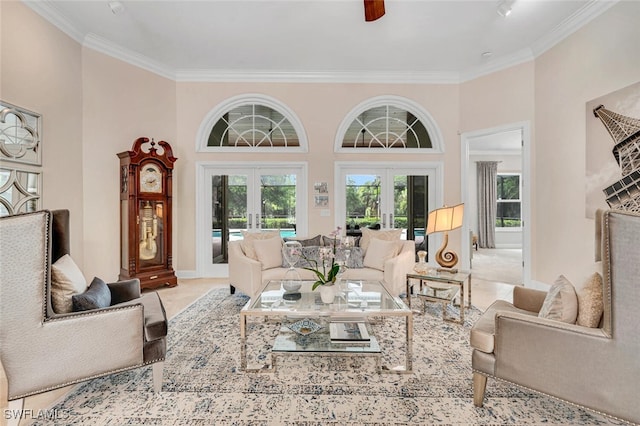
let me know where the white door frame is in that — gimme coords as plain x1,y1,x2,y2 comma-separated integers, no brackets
460,121,531,286
195,161,308,277
335,161,444,258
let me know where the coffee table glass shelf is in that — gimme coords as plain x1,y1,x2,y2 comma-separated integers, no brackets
240,279,413,373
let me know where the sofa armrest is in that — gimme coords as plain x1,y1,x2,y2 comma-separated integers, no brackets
228,241,263,298
512,286,547,313
383,241,415,296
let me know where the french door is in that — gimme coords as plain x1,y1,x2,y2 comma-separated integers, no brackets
197,162,307,277
336,162,443,257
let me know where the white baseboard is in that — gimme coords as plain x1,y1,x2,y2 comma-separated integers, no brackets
176,270,199,279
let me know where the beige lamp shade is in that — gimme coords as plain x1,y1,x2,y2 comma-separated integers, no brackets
426,203,464,270
426,203,464,234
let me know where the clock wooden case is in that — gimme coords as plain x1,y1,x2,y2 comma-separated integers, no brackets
118,137,178,289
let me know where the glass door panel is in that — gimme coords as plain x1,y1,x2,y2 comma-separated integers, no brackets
345,174,381,232
258,174,298,237
201,163,307,277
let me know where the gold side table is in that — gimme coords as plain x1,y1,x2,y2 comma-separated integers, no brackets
405,271,471,324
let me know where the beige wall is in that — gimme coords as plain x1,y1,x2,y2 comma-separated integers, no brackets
176,82,460,271
3,1,639,285
534,1,640,286
1,2,84,265
81,49,176,281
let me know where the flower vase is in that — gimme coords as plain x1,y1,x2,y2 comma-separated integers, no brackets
319,284,335,304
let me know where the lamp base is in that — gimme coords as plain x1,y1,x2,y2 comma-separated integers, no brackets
435,231,459,270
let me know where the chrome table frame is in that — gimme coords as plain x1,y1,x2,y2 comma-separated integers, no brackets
240,279,413,374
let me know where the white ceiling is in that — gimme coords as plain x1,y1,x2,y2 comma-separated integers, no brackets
25,0,617,83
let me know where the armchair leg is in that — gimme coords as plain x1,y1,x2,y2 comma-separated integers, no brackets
152,361,164,393
473,372,487,407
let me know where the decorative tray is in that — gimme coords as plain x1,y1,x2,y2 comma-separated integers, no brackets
287,318,322,336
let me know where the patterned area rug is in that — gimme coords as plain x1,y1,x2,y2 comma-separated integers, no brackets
35,289,619,425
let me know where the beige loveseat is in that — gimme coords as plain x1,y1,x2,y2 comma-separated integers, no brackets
470,209,640,425
229,230,415,299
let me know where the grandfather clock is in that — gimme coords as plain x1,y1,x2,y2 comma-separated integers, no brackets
118,137,177,289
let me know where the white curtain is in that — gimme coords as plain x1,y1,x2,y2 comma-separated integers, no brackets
477,161,498,248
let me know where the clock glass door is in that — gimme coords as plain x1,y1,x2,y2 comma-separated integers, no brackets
138,200,165,268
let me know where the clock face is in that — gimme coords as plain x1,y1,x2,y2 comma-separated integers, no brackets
140,164,162,193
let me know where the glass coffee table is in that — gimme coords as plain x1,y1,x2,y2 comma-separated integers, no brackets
240,279,413,373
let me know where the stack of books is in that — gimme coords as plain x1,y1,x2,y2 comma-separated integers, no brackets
329,321,370,342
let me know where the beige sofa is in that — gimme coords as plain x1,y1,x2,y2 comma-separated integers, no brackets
470,209,640,425
229,236,415,299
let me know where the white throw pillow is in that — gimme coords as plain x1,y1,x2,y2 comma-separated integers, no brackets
51,254,88,313
253,236,284,270
363,238,399,271
359,228,402,252
240,230,280,260
538,275,578,323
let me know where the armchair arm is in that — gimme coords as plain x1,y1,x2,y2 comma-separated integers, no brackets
383,241,415,296
512,286,547,313
493,310,615,406
7,304,144,399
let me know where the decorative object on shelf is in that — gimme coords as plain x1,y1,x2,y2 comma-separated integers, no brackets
302,227,342,291
427,203,464,272
282,240,302,290
413,250,428,273
287,318,322,336
118,137,177,289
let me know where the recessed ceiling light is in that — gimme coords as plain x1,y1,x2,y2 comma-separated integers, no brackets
108,1,125,15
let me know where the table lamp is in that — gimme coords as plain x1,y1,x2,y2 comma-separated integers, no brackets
426,203,464,272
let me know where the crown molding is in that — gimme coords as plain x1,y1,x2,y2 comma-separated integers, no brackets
83,34,176,80
174,69,460,84
530,0,619,57
23,0,85,44
22,0,619,85
459,48,535,83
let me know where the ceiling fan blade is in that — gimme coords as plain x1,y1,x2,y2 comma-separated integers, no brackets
364,0,385,22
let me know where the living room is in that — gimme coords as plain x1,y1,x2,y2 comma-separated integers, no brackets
2,0,639,424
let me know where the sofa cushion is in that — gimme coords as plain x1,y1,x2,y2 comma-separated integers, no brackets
538,275,578,323
359,228,402,252
51,254,88,313
363,238,400,271
281,246,365,269
72,276,111,311
253,236,283,270
470,300,537,354
576,272,604,328
285,235,322,247
240,230,281,260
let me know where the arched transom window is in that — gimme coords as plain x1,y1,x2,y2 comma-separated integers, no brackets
336,96,443,153
197,95,308,153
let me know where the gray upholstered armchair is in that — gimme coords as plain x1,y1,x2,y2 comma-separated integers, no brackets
470,209,640,424
0,210,167,425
